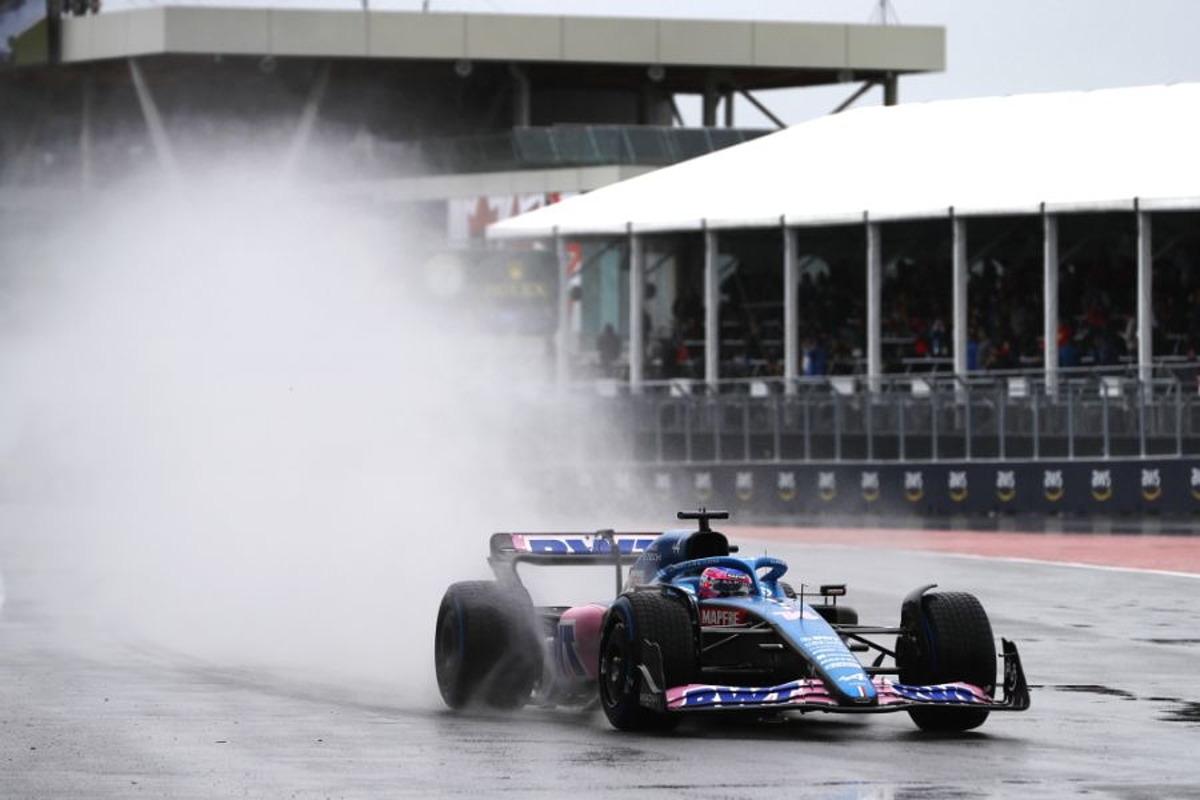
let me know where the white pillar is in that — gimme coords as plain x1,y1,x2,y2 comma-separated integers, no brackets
866,219,882,390
1043,209,1060,396
1137,207,1153,386
952,213,968,385
628,228,645,392
783,222,799,393
704,226,720,389
554,228,570,390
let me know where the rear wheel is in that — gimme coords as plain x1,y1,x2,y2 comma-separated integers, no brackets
598,591,696,731
897,590,996,732
434,581,542,710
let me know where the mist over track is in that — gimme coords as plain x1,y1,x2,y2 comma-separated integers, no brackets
3,518,1198,799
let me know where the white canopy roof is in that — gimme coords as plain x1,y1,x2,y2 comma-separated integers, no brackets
489,83,1200,239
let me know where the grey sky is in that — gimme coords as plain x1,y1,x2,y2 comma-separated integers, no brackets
383,0,1200,125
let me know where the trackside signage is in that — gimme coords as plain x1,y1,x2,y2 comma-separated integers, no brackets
561,460,1198,519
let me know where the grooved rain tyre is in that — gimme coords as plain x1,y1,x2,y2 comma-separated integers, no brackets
598,591,696,731
434,581,541,710
897,590,996,733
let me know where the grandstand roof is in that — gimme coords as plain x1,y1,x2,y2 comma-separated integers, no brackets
489,83,1200,238
51,8,943,93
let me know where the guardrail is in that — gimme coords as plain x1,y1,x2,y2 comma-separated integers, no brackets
575,368,1200,465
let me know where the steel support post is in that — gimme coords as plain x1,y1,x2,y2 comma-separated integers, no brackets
1043,209,1060,396
702,73,719,127
951,214,968,394
127,58,180,181
553,228,570,390
704,226,720,390
510,63,531,127
80,70,94,190
866,220,882,391
628,229,645,393
882,72,899,106
282,62,331,181
1137,207,1153,389
783,223,799,393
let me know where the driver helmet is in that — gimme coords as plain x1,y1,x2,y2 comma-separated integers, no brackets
698,566,752,599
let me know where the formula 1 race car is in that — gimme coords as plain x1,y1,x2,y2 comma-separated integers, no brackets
434,510,1029,732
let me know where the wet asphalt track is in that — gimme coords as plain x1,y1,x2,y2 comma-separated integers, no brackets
3,520,1200,799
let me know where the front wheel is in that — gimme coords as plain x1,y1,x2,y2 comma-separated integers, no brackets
896,590,996,733
598,591,696,731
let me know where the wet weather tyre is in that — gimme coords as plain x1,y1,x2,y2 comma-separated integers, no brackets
897,590,996,733
434,581,542,710
599,591,696,731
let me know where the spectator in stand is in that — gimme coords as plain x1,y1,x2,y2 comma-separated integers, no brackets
802,337,828,376
596,323,620,377
1057,322,1079,368
928,317,947,357
985,338,1014,370
1091,331,1118,366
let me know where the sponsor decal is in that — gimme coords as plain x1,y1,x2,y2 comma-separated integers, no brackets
948,470,968,503
802,634,868,673
700,607,747,626
555,618,588,679
861,471,880,503
1091,469,1113,502
668,677,990,711
512,535,654,555
818,471,837,502
1043,469,1065,502
695,471,713,502
904,471,924,503
736,471,754,502
888,682,988,704
777,471,796,502
1141,468,1162,502
995,470,1016,503
654,471,672,493
1192,467,1200,501
837,673,873,691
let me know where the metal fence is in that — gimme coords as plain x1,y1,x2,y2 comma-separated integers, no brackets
580,368,1200,465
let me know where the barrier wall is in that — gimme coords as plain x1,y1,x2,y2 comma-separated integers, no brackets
575,458,1200,520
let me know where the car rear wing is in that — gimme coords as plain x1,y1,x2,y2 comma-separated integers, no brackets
488,530,659,595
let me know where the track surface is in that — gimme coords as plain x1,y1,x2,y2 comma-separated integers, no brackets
3,515,1200,799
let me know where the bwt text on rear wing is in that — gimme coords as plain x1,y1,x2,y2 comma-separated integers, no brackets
488,531,657,593
489,532,657,564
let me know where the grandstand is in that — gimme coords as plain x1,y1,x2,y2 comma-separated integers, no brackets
491,85,1200,521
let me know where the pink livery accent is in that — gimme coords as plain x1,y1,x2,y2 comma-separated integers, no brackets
666,677,993,711
557,604,608,681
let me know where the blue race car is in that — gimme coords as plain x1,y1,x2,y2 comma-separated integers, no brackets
434,510,1029,732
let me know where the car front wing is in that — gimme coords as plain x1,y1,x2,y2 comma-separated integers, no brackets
651,639,1030,715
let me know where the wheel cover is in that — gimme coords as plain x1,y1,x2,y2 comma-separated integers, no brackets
599,621,632,709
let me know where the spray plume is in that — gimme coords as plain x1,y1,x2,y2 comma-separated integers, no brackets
0,151,622,703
